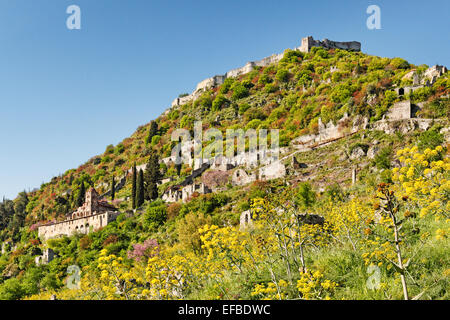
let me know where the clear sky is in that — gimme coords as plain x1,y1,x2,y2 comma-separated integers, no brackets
0,0,449,200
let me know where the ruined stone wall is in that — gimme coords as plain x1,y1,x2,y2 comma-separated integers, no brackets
292,114,368,151
232,169,257,186
239,210,253,231
171,36,361,108
298,36,361,53
423,65,447,83
259,160,286,181
386,101,412,120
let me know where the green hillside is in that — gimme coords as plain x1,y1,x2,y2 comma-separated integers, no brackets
0,45,448,300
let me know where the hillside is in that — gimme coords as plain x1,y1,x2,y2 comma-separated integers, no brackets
0,37,449,300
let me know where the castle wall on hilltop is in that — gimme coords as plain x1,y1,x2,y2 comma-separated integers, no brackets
298,36,361,53
170,36,361,108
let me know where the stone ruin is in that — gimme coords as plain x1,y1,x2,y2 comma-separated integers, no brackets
35,248,55,266
162,182,212,203
38,188,119,240
385,100,421,120
240,210,253,231
1,241,12,255
292,114,369,151
395,65,447,97
298,36,361,53
232,169,257,187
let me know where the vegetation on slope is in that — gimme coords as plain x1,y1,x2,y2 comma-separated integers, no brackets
0,47,448,300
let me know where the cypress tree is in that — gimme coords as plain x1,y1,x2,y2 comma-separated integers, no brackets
136,169,145,208
111,175,116,201
175,136,182,176
131,163,137,209
76,182,85,207
146,121,158,144
144,152,161,201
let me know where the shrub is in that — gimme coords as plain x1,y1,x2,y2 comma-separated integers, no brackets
264,83,278,93
258,73,272,85
276,69,290,82
115,144,125,155
296,70,312,87
79,235,92,250
180,115,194,129
168,109,180,120
231,83,249,100
330,82,354,104
103,234,119,246
374,146,393,169
0,278,24,300
212,95,229,112
390,57,410,69
238,103,250,115
143,201,167,230
151,135,161,146
281,49,303,63
246,119,262,130
410,87,433,103
243,107,266,122
127,239,159,262
167,203,182,220
219,78,235,94
324,183,345,202
176,212,212,253
295,182,316,210
105,145,115,154
418,127,444,150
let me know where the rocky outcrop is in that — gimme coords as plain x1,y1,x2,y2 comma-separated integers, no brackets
350,147,366,160
367,146,380,159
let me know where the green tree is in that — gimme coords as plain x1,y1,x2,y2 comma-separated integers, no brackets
9,191,28,232
0,278,24,300
231,83,249,100
111,176,116,201
76,182,86,207
418,127,444,150
144,152,161,201
131,163,137,209
143,200,167,231
212,95,229,112
276,68,290,82
146,121,158,144
295,182,316,210
136,169,145,208
176,212,212,253
374,146,393,170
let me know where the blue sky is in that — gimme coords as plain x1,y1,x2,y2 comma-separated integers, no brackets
0,0,448,199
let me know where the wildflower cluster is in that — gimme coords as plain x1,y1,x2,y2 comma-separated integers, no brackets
98,249,142,300
296,270,338,300
393,146,449,218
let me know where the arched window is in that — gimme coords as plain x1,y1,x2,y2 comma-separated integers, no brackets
398,88,404,96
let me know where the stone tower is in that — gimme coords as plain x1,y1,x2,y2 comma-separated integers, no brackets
85,188,99,215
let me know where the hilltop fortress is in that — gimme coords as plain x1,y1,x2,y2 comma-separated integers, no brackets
171,36,361,108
